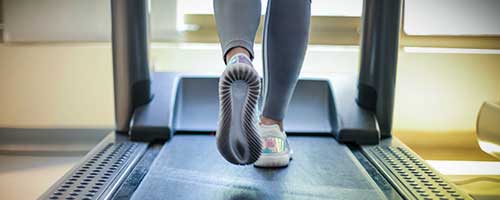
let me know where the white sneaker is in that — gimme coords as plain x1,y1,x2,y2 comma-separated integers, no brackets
254,124,293,167
216,53,262,165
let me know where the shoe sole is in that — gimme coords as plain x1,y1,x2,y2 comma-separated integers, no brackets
254,153,291,168
216,63,262,165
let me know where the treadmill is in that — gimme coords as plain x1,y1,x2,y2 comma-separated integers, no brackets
39,0,473,199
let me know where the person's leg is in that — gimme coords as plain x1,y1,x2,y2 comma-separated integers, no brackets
255,0,311,168
214,0,262,165
261,0,311,129
214,0,261,62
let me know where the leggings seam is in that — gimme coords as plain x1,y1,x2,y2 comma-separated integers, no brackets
262,0,276,120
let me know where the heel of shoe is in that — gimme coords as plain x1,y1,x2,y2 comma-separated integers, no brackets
254,153,291,168
216,64,262,165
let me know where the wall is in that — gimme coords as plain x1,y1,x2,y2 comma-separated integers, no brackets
0,43,499,133
395,50,500,132
2,0,178,42
0,43,114,128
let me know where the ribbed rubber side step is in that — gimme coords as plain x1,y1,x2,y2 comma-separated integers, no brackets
363,146,472,200
40,142,143,200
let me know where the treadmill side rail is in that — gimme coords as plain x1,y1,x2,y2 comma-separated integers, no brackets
112,0,153,134
129,73,178,142
357,0,402,138
362,139,473,200
38,133,148,200
330,75,380,144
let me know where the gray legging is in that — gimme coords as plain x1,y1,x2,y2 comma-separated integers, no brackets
214,0,311,121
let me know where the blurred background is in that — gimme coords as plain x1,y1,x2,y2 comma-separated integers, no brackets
0,0,499,199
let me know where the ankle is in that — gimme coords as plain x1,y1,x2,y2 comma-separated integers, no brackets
226,47,251,64
260,116,284,131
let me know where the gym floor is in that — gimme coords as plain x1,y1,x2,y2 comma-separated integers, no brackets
0,129,109,200
0,154,81,200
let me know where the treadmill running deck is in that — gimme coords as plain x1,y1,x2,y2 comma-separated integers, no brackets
131,135,385,200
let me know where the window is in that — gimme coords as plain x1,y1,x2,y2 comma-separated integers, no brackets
404,0,500,36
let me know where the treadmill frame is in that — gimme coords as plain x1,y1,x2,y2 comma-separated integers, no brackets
111,0,402,144
37,0,471,199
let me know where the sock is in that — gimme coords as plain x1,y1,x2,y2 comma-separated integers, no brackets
227,53,253,66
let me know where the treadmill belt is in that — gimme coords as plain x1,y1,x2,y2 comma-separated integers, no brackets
131,135,385,200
